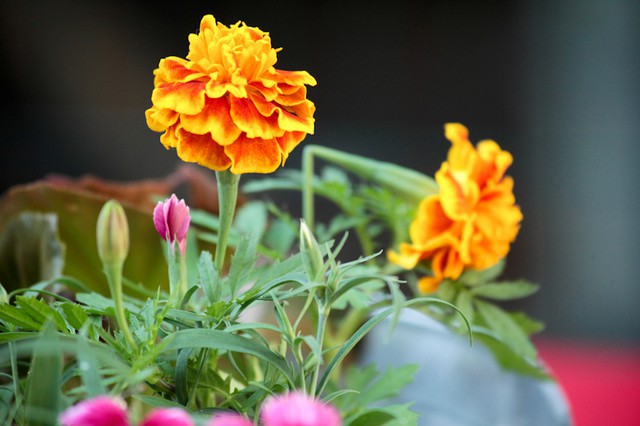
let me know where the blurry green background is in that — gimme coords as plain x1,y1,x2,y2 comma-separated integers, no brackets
1,0,638,344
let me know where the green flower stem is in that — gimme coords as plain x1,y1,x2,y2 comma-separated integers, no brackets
214,170,241,275
104,263,137,350
310,305,330,396
167,245,188,307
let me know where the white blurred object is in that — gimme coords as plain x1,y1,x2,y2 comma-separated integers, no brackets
359,308,572,426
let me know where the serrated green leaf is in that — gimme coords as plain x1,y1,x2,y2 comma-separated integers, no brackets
15,296,67,332
0,304,41,331
475,299,537,360
58,302,90,332
470,279,539,300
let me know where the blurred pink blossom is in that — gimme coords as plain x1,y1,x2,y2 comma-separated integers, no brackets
140,407,194,426
260,392,342,426
153,194,191,255
59,396,128,426
208,412,253,426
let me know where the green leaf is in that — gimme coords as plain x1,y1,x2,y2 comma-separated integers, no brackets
24,322,62,426
470,279,539,300
162,329,293,384
458,260,506,286
197,250,219,304
473,328,551,380
510,311,545,335
15,296,67,332
225,235,257,298
346,364,418,407
0,304,41,331
262,218,297,255
58,302,90,332
475,299,537,360
234,201,267,239
454,289,475,327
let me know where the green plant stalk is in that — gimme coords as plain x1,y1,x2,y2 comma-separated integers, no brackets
167,244,188,307
104,262,137,350
214,170,241,276
310,305,330,396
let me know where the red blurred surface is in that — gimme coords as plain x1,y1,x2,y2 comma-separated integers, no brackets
536,338,640,426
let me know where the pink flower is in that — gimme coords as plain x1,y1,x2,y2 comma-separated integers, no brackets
59,396,128,426
140,407,194,426
153,194,191,255
260,392,342,426
208,412,253,426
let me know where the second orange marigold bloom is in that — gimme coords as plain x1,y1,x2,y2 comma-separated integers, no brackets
146,15,317,174
389,123,522,293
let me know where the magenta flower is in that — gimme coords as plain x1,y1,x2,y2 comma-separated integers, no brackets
208,412,253,426
140,407,194,426
58,396,128,426
260,392,342,426
153,194,191,255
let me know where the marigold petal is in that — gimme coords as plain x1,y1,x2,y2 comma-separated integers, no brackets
270,69,318,87
146,107,179,132
225,134,282,174
175,130,232,171
436,164,480,220
409,196,454,245
387,243,425,269
153,80,207,115
277,131,307,162
444,122,469,144
160,124,180,149
417,276,441,294
155,57,205,84
180,97,241,145
277,102,316,134
230,96,283,139
476,140,513,184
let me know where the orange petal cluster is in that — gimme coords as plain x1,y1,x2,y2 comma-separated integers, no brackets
389,123,522,293
146,15,317,174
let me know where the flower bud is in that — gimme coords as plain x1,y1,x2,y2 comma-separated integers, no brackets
153,194,191,256
299,219,324,282
96,200,129,266
0,284,8,305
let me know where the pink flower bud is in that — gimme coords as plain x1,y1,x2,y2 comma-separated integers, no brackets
153,194,191,256
140,407,194,426
59,396,128,426
260,392,342,426
208,412,253,426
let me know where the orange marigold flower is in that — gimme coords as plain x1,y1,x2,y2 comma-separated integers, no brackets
145,15,317,174
388,123,522,293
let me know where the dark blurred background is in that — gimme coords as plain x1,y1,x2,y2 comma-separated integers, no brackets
1,0,639,344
